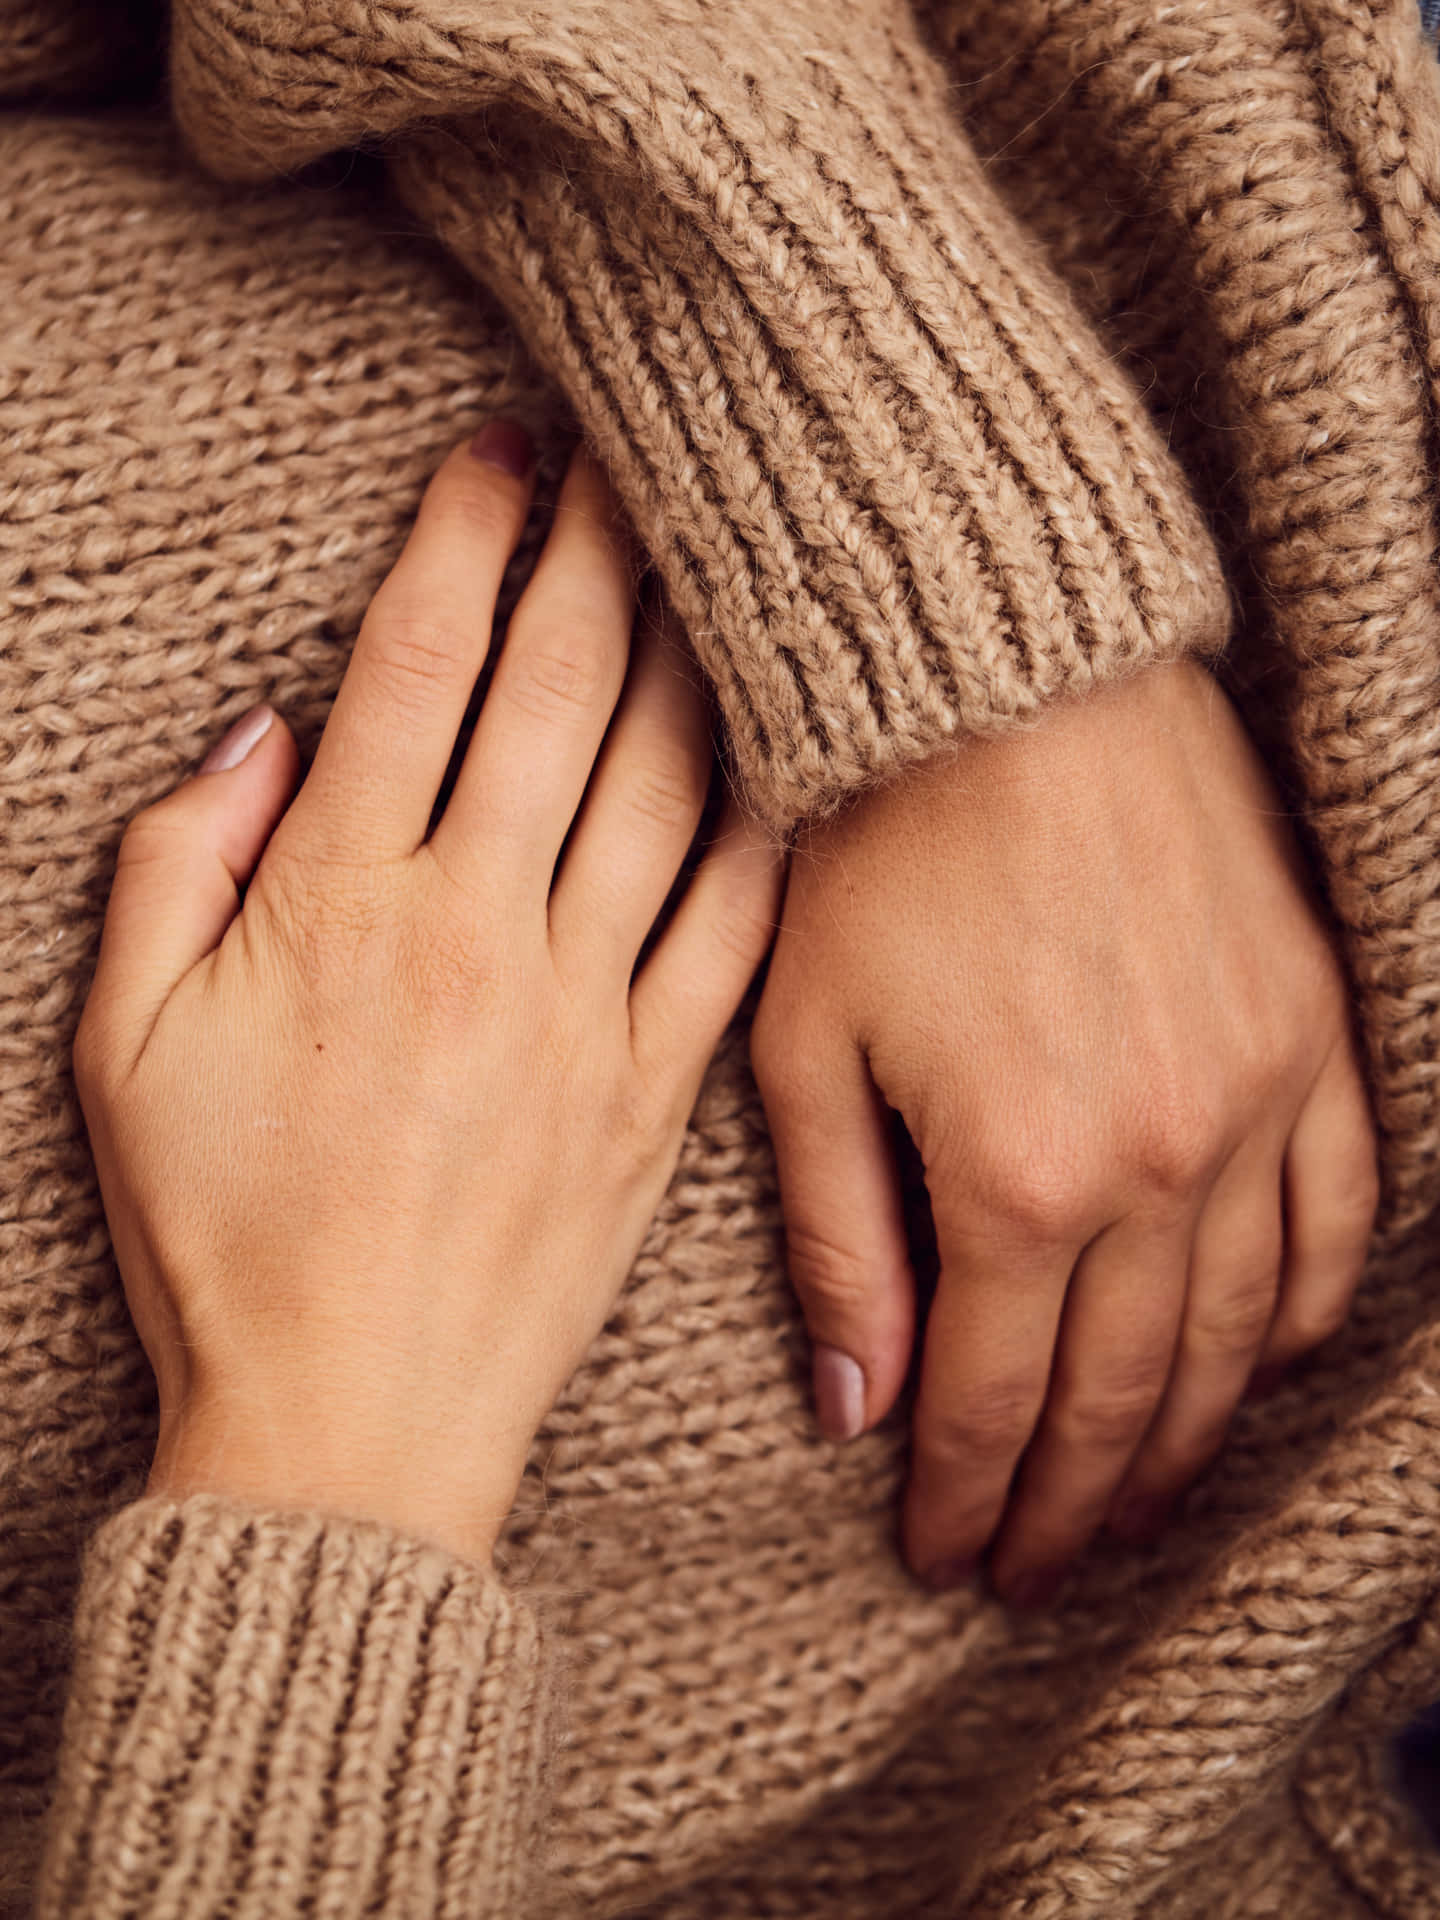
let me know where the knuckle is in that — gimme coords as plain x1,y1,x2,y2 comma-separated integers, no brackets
116,800,186,866
922,1377,1044,1466
983,1160,1092,1243
1317,1147,1382,1241
1281,1295,1353,1354
1059,1375,1163,1450
403,908,498,1028
1227,1040,1281,1117
1189,1280,1276,1357
251,854,383,982
368,608,467,712
1354,1152,1383,1229
622,753,704,835
785,1222,889,1313
1132,1090,1228,1194
437,475,522,545
505,632,609,725
709,895,778,972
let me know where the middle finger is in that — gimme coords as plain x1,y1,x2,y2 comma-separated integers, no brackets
435,449,635,892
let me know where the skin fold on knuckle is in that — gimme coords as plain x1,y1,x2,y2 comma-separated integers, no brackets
708,889,781,973
434,471,526,546
116,800,193,871
1187,1278,1277,1359
397,901,507,1039
984,1175,1091,1248
1307,1149,1383,1246
1053,1375,1165,1453
919,1379,1042,1473
622,751,706,835
1129,1093,1229,1198
782,1221,889,1319
964,1133,1098,1246
252,857,387,991
1268,1293,1353,1361
504,633,612,727
365,607,473,715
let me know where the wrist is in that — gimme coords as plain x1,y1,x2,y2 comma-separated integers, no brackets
146,1400,519,1566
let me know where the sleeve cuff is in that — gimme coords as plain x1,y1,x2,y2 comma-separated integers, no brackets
169,0,1232,831
34,1494,552,1919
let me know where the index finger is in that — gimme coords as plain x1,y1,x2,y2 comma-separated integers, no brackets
287,425,536,863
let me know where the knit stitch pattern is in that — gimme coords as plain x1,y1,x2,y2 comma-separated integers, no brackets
7,4,1440,1917
165,0,1231,829
921,0,1440,1245
32,1497,551,1919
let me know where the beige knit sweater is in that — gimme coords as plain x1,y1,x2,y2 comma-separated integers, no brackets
5,0,1440,1913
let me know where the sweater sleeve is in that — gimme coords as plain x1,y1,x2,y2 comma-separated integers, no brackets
31,1495,553,1920
164,0,1232,829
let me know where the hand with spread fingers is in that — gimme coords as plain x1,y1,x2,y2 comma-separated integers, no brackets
752,661,1379,1605
72,428,784,1564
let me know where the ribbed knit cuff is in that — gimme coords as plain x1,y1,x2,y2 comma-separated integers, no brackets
33,1495,551,1920
168,0,1231,829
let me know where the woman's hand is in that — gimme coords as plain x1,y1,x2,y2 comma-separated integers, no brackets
752,659,1379,1604
73,430,784,1565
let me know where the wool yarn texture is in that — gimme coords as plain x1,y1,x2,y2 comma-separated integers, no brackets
4,0,1440,1915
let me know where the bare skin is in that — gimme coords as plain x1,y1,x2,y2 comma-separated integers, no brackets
74,432,784,1561
75,425,1378,1595
752,661,1379,1603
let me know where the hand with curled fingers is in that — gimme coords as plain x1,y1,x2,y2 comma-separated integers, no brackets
72,426,784,1564
751,659,1379,1606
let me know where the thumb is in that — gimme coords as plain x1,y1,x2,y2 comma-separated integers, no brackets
753,1025,916,1440
84,704,301,1067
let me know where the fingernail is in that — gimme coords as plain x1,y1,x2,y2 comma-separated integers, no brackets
1109,1495,1169,1544
812,1345,865,1442
200,704,274,774
1004,1566,1064,1611
468,419,533,478
922,1556,978,1593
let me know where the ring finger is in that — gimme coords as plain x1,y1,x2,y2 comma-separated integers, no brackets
1105,1136,1286,1545
989,1205,1194,1604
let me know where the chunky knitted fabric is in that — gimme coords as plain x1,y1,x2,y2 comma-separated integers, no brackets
6,1,1440,1917
922,0,1440,1250
168,0,1232,830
